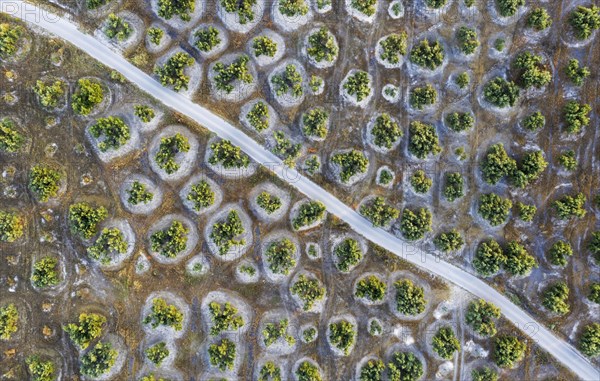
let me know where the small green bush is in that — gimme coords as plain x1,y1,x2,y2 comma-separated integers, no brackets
80,342,117,378
483,77,519,108
208,338,236,370
291,274,325,311
257,192,282,215
151,220,189,258
394,279,426,315
68,202,107,240
387,351,423,381
259,361,282,381
355,275,386,302
0,23,21,58
409,84,437,110
494,335,526,368
504,241,537,276
378,33,408,64
455,72,470,88
279,0,309,17
265,238,297,275
542,281,570,315
328,320,356,355
334,238,363,272
187,180,215,211
0,118,24,153
210,210,245,255
548,240,572,267
359,359,385,381
155,133,190,174
350,0,377,16
471,367,498,381
408,121,441,159
72,78,104,115
360,196,399,227
134,105,156,123
565,58,590,86
0,303,18,340
147,27,164,45
553,192,586,219
302,108,329,139
465,299,501,337
456,26,479,55
208,301,244,335
246,101,270,132
263,319,294,347
213,55,253,93
515,202,536,222
143,298,184,330
526,7,552,30
295,360,322,381
332,150,369,183
304,155,320,175
307,28,338,63
558,150,577,171
25,355,55,381
445,111,474,132
89,117,131,152
252,36,277,57
272,130,301,168
28,165,61,202
209,139,250,169
569,5,600,40
495,0,524,17
511,150,548,188
434,229,464,253
410,39,445,70
512,51,552,89
63,313,106,349
432,326,460,359
481,144,516,185
590,231,600,264
104,14,132,41
493,38,505,52
154,52,194,91
127,181,153,205
87,227,128,264
370,113,402,149
292,201,326,230
473,239,506,276
378,169,393,185
31,256,60,288
195,26,220,52
589,283,600,304
33,79,65,108
0,210,24,243
271,64,303,98
309,75,323,93
145,342,169,366
443,172,464,202
410,170,432,193
221,0,256,23
522,111,545,131
157,0,195,21
563,100,591,134
343,70,371,102
425,0,447,9
86,0,109,9
478,193,512,226
579,323,600,357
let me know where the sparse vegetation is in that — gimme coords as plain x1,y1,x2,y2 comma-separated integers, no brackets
0,303,18,340
157,0,195,21
25,355,56,381
334,238,363,272
208,301,244,335
252,36,277,57
455,72,470,88
221,0,257,24
355,275,386,302
466,299,501,337
483,77,519,108
208,338,236,371
87,227,128,264
33,79,65,108
292,201,326,230
434,229,464,253
128,181,154,205
350,0,377,16
104,14,132,41
456,26,479,55
194,26,221,52
409,84,437,110
553,192,586,219
186,180,215,211
147,27,164,45
279,0,309,17
263,319,294,347
563,100,591,134
302,108,329,139
516,202,536,222
522,111,545,131
410,170,432,193
246,101,270,132
432,326,461,359
378,33,408,64
209,140,250,169
471,367,498,381
213,55,253,93
265,237,297,275
0,118,24,153
271,64,303,98
343,70,371,102
478,193,512,226
307,27,338,63
272,130,301,168
387,351,423,381
542,281,570,315
145,342,169,366
494,335,526,368
0,210,24,243
565,58,590,86
332,150,369,183
558,150,577,171
80,342,118,378
134,105,156,123
446,111,474,132
259,361,282,381
302,326,317,343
